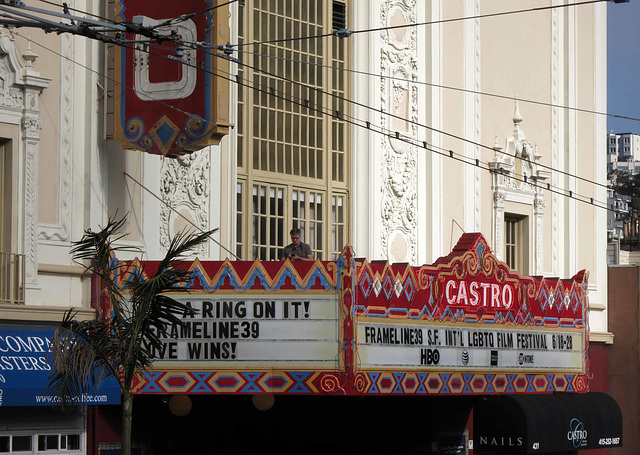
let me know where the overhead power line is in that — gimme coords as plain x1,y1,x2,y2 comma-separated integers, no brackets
12,4,617,215
27,0,633,126
128,35,616,213
152,0,240,29
233,0,610,48
21,29,613,214
35,0,116,25
230,46,640,125
190,38,610,193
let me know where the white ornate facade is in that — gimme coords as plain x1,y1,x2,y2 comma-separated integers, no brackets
0,2,612,452
0,0,609,338
349,1,608,340
488,102,550,276
379,0,419,264
0,33,50,290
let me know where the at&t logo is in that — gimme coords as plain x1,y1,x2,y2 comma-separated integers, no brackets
461,350,469,365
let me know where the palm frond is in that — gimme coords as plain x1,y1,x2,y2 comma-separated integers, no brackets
123,230,214,367
155,228,218,273
71,216,146,326
48,310,123,409
49,218,213,413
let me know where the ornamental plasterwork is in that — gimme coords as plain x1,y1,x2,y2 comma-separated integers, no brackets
488,102,550,275
0,59,24,109
379,0,418,264
0,32,51,288
21,116,43,136
39,32,73,243
159,151,210,256
472,0,482,231
551,7,560,274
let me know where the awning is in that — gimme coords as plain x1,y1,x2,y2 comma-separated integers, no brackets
474,392,622,453
0,324,121,406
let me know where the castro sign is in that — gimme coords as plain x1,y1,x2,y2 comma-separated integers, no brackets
443,278,515,309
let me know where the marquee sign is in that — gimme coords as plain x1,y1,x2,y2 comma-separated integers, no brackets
104,233,590,396
353,233,588,376
357,323,584,371
149,296,340,368
112,0,231,156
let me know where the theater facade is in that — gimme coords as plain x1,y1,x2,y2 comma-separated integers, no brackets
92,233,621,455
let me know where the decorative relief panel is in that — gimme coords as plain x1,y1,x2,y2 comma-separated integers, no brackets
551,7,560,273
488,103,550,275
472,0,482,232
380,0,418,264
39,33,73,243
159,151,211,256
0,32,51,288
0,58,23,109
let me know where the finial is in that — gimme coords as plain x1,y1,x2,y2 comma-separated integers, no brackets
513,98,523,126
493,134,503,160
534,143,542,162
22,36,38,68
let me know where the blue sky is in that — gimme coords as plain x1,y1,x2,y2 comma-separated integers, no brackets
608,0,640,133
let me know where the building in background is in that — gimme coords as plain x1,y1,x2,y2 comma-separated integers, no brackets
0,0,615,454
606,132,640,263
608,132,640,174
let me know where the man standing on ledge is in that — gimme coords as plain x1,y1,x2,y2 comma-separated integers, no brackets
282,228,313,261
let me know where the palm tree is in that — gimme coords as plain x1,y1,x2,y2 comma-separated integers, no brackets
48,216,215,455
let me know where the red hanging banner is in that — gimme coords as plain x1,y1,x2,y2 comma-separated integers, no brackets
112,0,231,156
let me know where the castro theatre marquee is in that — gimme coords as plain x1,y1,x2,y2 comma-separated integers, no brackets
102,233,622,453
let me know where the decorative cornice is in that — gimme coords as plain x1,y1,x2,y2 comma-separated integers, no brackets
0,303,95,322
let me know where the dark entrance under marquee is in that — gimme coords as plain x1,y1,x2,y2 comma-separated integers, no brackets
93,395,474,455
474,392,622,454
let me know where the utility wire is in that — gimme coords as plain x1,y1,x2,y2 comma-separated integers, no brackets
0,2,125,33
123,172,240,260
14,31,222,140
231,46,640,125
158,37,614,212
25,30,614,214
20,0,634,128
186,39,611,193
152,0,240,29
6,0,621,204
12,32,239,259
35,0,116,25
18,24,615,216
350,0,609,36
233,0,610,48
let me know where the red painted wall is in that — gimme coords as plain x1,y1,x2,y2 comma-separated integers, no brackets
583,344,610,455
608,265,640,455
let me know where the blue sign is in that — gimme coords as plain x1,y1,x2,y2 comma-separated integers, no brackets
0,324,121,406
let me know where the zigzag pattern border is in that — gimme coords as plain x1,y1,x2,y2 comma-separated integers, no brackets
112,257,344,292
132,370,587,395
357,371,587,394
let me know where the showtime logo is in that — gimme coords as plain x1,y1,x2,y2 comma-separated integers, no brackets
567,418,587,448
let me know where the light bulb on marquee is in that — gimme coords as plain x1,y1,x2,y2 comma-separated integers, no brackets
168,394,192,417
252,394,275,411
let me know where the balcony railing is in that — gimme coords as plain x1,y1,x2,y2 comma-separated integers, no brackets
620,237,640,252
0,252,25,304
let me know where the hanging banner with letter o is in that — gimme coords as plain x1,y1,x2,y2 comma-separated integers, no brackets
113,0,231,156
